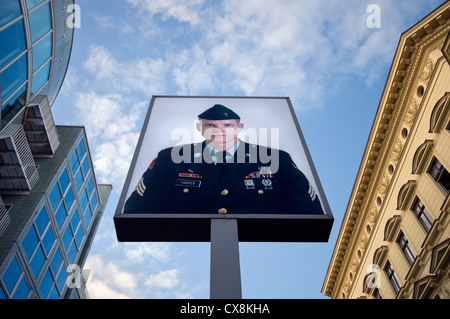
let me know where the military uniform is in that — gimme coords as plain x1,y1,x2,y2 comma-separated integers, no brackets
123,104,324,215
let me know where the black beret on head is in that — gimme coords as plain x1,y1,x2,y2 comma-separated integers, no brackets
198,104,240,120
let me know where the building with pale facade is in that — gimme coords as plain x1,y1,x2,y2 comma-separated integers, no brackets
323,2,450,299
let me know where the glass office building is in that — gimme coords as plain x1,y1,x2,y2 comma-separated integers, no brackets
0,1,111,299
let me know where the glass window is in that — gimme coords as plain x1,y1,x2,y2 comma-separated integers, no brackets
397,232,416,266
69,151,79,174
48,286,59,299
87,178,94,196
81,157,90,178
23,226,39,260
14,277,31,299
1,81,26,119
429,158,450,194
28,2,51,43
67,244,77,264
74,169,83,192
0,286,6,299
35,206,49,235
51,249,62,274
39,269,53,298
49,183,62,212
42,227,55,254
55,203,67,230
412,198,434,233
31,59,51,95
62,227,72,250
77,139,86,158
0,19,26,69
65,187,75,212
32,32,52,72
59,169,70,194
80,190,88,212
1,256,22,295
0,0,22,28
384,261,401,295
30,245,45,277
90,193,98,213
26,0,46,10
0,52,27,102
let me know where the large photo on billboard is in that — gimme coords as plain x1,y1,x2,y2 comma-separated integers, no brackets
114,96,333,242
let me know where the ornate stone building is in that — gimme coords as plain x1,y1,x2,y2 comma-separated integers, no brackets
322,2,450,299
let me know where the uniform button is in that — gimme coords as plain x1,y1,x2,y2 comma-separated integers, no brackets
258,190,264,195
183,188,189,193
218,208,227,214
220,189,229,196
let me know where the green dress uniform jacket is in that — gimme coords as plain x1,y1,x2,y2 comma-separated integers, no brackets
123,140,323,215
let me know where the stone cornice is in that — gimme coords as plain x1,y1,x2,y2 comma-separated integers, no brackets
322,3,450,298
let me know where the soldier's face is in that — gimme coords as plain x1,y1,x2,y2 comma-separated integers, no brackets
197,119,243,145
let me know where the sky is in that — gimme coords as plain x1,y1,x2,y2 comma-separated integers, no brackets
51,0,448,299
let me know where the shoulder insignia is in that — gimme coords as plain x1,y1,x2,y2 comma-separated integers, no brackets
134,178,146,197
308,181,317,201
149,157,157,170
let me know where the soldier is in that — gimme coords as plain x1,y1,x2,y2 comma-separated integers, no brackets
123,104,323,215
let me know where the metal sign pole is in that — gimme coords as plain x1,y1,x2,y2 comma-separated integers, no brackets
210,218,242,299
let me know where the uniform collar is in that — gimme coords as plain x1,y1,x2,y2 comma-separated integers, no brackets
205,139,240,156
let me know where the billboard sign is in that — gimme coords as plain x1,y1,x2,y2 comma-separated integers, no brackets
114,96,333,242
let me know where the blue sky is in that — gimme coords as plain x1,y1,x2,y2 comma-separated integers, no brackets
51,0,447,299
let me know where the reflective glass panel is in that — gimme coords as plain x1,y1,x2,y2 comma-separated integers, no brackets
77,139,86,158
31,59,50,95
51,249,62,274
23,226,39,260
0,19,26,69
30,245,45,277
2,256,21,294
42,227,55,254
90,193,98,213
1,82,26,116
48,285,59,299
28,2,51,43
69,151,79,174
39,269,53,298
65,187,75,212
81,157,90,178
0,53,27,102
0,0,22,28
49,183,62,212
59,169,70,194
62,227,72,250
67,244,77,264
74,169,83,192
26,0,46,10
0,286,6,299
13,277,30,299
35,206,49,235
56,269,66,292
80,190,88,212
55,203,67,229
32,32,52,72
87,177,94,196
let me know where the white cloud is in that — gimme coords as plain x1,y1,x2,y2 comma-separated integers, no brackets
73,91,144,184
123,242,173,263
145,269,180,289
85,255,138,298
126,0,206,25
83,45,168,95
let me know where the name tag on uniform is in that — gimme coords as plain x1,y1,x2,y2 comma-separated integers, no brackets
175,179,202,188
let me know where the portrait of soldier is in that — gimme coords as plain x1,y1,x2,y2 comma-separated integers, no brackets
123,104,324,215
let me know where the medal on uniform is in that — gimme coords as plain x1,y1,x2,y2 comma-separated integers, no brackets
244,179,255,189
262,179,273,190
